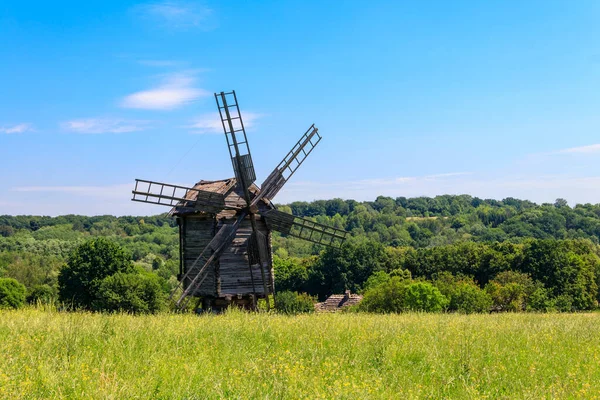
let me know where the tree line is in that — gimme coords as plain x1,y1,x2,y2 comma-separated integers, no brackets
2,195,600,313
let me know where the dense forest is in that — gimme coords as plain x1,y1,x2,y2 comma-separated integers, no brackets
2,194,600,312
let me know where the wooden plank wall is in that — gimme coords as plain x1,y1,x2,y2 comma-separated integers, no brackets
219,218,273,296
182,216,216,296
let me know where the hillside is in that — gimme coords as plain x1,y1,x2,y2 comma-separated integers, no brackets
2,195,600,309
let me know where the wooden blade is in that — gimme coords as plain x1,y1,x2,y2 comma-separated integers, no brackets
131,179,234,212
262,209,347,249
254,125,321,204
215,91,256,189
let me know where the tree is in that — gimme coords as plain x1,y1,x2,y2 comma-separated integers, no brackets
554,198,569,208
433,272,491,313
359,277,448,313
307,239,388,300
27,284,57,305
274,291,315,314
0,278,26,309
485,271,535,312
58,238,134,309
95,272,165,313
403,282,448,312
273,255,311,293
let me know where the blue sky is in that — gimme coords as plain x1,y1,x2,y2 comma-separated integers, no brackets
1,0,600,216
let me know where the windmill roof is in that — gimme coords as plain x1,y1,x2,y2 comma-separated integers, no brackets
171,178,273,217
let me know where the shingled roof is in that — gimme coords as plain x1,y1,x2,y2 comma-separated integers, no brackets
170,178,273,217
315,290,363,312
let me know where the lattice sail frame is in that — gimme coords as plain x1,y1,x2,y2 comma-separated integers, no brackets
132,179,228,211
263,209,348,248
215,91,256,188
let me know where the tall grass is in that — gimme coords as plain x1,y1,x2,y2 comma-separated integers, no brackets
1,309,599,399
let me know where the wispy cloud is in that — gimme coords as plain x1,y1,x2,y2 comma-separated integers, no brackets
187,112,263,134
61,118,152,134
135,1,214,30
0,123,33,134
121,71,208,110
554,143,600,154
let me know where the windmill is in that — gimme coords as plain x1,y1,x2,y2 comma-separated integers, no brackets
131,91,348,312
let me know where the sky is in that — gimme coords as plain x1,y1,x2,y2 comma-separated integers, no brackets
1,0,600,216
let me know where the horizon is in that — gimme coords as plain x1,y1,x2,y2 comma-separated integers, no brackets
2,1,600,216
0,193,584,218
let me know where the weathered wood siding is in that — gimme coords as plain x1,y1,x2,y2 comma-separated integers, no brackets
182,216,216,296
219,218,273,296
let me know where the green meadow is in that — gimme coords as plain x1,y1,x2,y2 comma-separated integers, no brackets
1,309,600,399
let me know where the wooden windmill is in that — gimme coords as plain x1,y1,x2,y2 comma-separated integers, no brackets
131,91,348,311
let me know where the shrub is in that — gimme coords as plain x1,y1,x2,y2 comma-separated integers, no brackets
95,272,165,314
449,282,492,313
0,278,26,309
485,271,536,312
27,284,57,305
362,271,391,293
358,276,408,313
359,277,448,313
275,291,315,314
434,273,491,313
403,282,448,312
58,238,134,309
553,294,574,312
527,285,553,312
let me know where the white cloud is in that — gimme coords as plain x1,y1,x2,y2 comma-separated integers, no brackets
0,123,32,134
554,144,600,154
187,112,263,134
121,71,208,110
61,118,151,134
136,1,214,30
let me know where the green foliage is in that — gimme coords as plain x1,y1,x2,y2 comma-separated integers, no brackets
27,284,57,305
5,195,600,313
95,272,166,314
307,239,390,300
274,291,315,314
359,277,448,313
273,255,311,293
520,239,599,310
434,272,492,313
403,282,449,312
0,277,26,309
485,271,536,312
58,238,134,309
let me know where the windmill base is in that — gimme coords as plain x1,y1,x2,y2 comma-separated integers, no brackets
198,295,259,313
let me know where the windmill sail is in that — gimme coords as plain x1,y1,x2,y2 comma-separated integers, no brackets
263,209,347,248
131,179,228,211
255,124,321,204
216,90,271,310
215,91,256,188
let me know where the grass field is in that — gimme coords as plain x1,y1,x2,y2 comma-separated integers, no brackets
1,310,600,399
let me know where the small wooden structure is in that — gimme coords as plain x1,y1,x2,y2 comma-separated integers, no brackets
132,90,348,311
315,290,363,312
